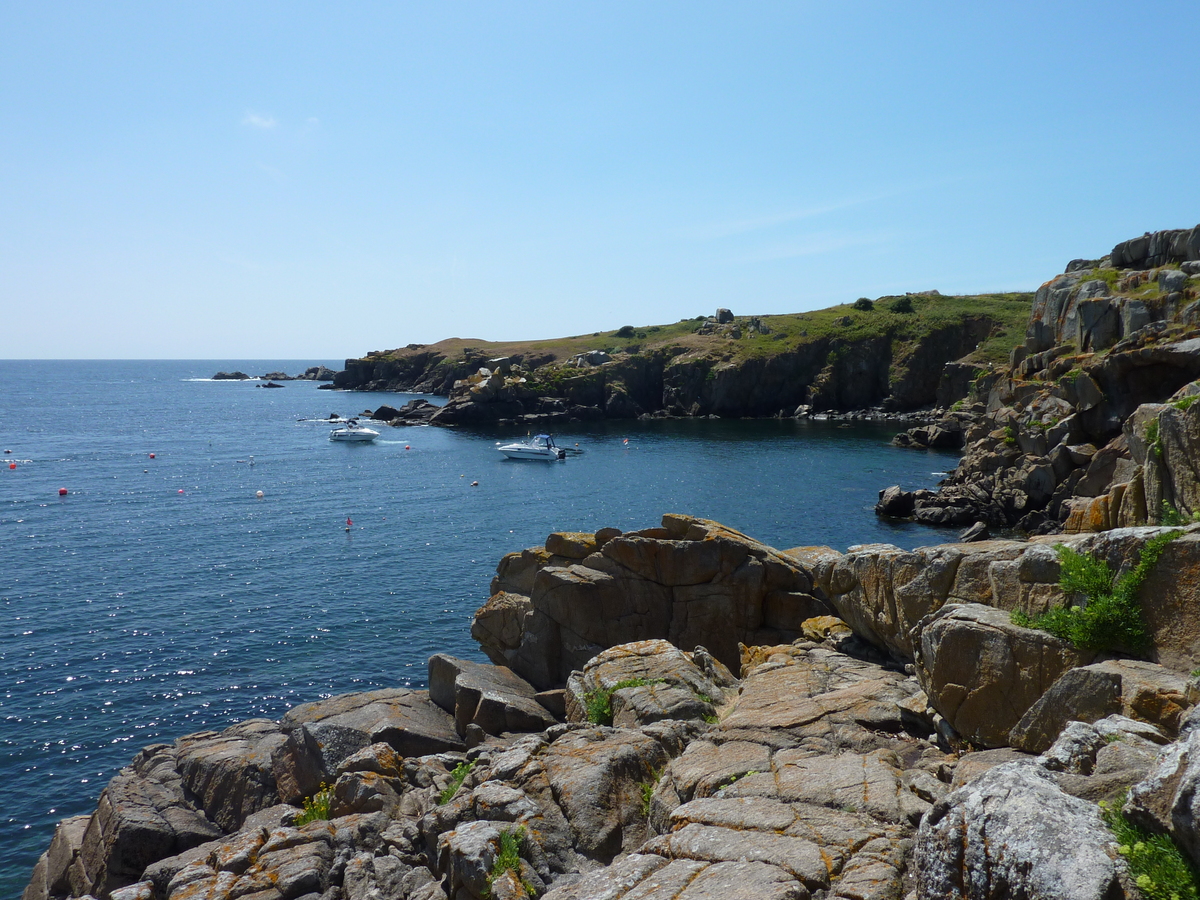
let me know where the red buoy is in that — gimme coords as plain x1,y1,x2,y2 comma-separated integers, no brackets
7,462,14,469
58,487,68,496
405,445,411,450
149,453,155,459
177,489,184,494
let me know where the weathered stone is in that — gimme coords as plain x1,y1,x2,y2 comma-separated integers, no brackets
565,640,732,727
545,532,599,559
282,688,464,758
1127,727,1200,867
915,763,1123,900
824,543,964,659
73,745,222,898
874,485,915,517
1010,658,1191,752
541,726,669,862
912,603,1091,747
473,516,816,687
642,824,828,888
428,654,557,737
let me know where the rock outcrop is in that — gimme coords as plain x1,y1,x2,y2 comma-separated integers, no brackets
884,224,1200,533
327,296,1029,422
24,514,1200,900
471,514,832,689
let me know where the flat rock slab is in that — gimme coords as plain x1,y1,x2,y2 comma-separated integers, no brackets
281,689,464,757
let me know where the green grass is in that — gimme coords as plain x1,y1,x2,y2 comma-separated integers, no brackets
583,677,665,726
1013,531,1181,653
1102,797,1200,900
295,783,333,825
484,826,534,899
1160,503,1200,527
1147,420,1162,456
1172,396,1198,412
438,760,476,805
1084,267,1123,290
639,769,661,818
349,292,1034,373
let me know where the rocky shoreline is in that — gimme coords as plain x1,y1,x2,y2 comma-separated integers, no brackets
23,513,1200,900
23,225,1200,900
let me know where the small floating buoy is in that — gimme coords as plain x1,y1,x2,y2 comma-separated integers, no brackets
8,462,14,469
470,481,479,487
255,490,264,499
622,438,629,445
405,445,410,450
177,489,184,494
58,487,68,496
149,453,155,459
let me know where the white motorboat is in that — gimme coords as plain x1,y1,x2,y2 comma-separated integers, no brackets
498,434,566,460
329,418,380,442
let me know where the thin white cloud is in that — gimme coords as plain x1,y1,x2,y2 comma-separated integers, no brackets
689,175,969,242
242,111,277,129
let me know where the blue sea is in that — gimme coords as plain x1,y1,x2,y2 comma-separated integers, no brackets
0,359,959,893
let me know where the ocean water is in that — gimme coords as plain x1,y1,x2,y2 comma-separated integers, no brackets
0,359,959,892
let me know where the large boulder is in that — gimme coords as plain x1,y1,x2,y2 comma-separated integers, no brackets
913,603,1092,747
281,688,465,757
174,718,323,832
563,640,734,728
68,745,222,898
427,654,557,737
472,516,827,689
914,763,1124,900
1009,659,1192,753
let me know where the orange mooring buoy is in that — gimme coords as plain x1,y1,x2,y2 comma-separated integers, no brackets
58,487,68,496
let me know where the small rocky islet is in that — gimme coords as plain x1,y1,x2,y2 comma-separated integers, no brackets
24,224,1200,900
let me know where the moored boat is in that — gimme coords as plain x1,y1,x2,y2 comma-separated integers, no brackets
498,434,566,460
329,418,379,442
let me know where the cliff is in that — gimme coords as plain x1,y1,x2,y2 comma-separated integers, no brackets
882,224,1200,535
329,293,1032,424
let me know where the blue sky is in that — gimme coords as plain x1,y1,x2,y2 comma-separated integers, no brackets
2,2,1198,359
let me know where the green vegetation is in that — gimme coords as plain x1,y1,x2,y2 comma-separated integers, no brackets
718,769,759,790
1085,267,1124,291
583,678,664,726
852,297,874,311
1003,425,1018,446
1147,419,1162,456
889,296,915,314
438,760,476,805
1101,798,1200,900
1160,503,1200,527
295,783,333,825
353,292,1034,372
639,769,661,817
1172,396,1198,412
485,826,534,898
1012,532,1181,652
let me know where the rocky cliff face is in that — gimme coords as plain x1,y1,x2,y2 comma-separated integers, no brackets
328,297,1026,425
883,225,1200,533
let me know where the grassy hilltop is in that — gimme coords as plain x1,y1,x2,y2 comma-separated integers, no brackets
338,291,1035,418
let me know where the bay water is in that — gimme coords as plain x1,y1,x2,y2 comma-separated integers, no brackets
0,359,959,892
